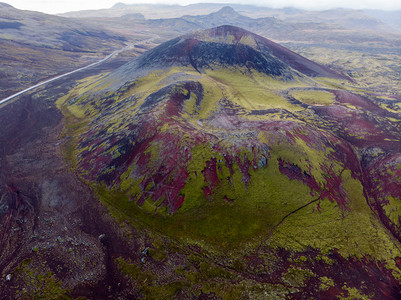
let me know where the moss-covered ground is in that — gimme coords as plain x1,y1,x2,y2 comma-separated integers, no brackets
13,259,70,299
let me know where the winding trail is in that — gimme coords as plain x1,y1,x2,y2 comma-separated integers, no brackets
0,36,158,106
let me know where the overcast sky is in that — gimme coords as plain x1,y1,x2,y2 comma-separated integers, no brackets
4,0,401,14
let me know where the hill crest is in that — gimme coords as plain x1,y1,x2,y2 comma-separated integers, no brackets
111,25,347,85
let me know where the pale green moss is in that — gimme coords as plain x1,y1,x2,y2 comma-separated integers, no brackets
205,68,301,114
316,255,335,265
319,276,335,291
268,171,401,280
15,260,70,299
290,89,335,106
338,284,373,300
383,196,401,225
116,257,190,298
281,267,315,288
259,130,338,185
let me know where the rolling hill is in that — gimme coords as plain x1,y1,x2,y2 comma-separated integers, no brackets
0,2,133,98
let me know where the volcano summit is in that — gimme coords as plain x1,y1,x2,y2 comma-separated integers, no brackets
110,25,347,84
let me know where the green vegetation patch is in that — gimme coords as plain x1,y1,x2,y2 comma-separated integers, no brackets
14,259,70,299
383,196,401,225
268,170,401,280
95,145,316,252
338,284,373,300
319,276,335,291
259,129,339,185
116,257,189,298
205,68,303,114
281,267,315,288
290,89,335,106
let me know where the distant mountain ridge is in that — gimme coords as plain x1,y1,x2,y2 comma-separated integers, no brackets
61,2,400,33
0,2,13,8
365,9,401,31
60,3,401,48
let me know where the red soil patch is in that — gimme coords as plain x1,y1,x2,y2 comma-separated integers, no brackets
235,154,252,187
334,90,380,112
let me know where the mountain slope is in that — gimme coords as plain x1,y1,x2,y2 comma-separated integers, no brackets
0,3,128,98
365,9,401,32
109,25,347,86
52,26,401,298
